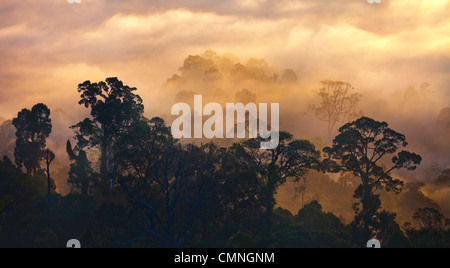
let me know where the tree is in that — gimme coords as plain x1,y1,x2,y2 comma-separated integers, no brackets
0,195,13,215
413,207,448,231
434,169,450,187
0,157,18,220
179,55,217,78
72,78,144,189
12,103,52,175
66,140,97,196
0,120,15,160
115,118,213,247
0,194,13,234
385,232,411,248
309,81,363,142
403,207,450,248
210,143,260,229
323,116,422,242
437,108,450,129
235,89,257,103
295,200,346,232
375,210,401,243
43,149,55,205
281,69,298,83
114,117,175,184
240,131,321,233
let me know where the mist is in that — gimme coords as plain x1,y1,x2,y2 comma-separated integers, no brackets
1,0,449,225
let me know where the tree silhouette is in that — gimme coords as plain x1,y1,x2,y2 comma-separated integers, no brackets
214,143,260,227
116,118,212,247
0,120,15,160
66,140,97,196
240,131,320,233
323,117,422,242
0,157,17,217
402,207,450,248
12,103,52,175
434,169,450,187
43,149,55,205
309,81,363,142
0,193,13,234
0,194,13,215
295,200,345,232
413,207,449,231
72,78,144,189
437,108,450,129
373,210,401,243
114,117,175,184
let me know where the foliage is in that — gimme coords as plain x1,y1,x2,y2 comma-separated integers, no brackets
308,81,363,141
239,132,321,232
412,207,449,231
434,169,450,187
0,120,15,160
324,116,422,242
66,140,98,196
71,77,144,188
1,78,446,248
12,103,52,175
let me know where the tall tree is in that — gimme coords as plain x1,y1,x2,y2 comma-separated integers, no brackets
323,116,422,242
72,77,144,189
43,149,55,205
412,207,449,231
66,140,97,196
309,81,363,142
240,131,320,233
12,103,52,175
0,120,15,160
115,118,212,247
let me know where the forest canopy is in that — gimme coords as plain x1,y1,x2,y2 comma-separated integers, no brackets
0,75,448,248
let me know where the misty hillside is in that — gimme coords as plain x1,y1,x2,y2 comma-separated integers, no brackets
0,109,80,195
0,120,14,161
1,71,449,248
46,108,79,195
1,0,450,249
1,51,449,224
159,50,450,224
160,51,450,178
277,172,443,226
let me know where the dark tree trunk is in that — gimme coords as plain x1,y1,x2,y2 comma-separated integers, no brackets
46,150,51,205
263,181,276,236
47,165,51,205
100,139,108,185
81,183,88,196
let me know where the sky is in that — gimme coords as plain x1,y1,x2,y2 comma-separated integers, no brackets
0,0,449,117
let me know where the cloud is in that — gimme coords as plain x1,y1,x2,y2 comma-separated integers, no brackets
0,0,449,180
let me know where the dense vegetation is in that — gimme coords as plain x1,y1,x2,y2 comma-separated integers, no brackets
0,78,448,248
